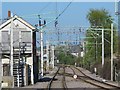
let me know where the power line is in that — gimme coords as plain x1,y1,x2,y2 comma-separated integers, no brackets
56,1,73,20
39,2,52,13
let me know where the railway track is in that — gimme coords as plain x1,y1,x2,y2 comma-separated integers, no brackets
47,65,120,89
65,65,120,90
47,66,61,89
47,65,68,90
62,66,68,90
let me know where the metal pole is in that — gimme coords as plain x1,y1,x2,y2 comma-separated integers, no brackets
51,46,54,69
0,43,2,90
115,0,117,13
40,24,43,77
46,41,49,71
102,28,104,67
96,39,97,61
82,41,85,67
111,23,114,81
95,38,97,61
0,1,2,89
10,15,13,76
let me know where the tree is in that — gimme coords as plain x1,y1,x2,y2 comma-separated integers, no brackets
55,46,76,65
84,9,118,71
87,9,113,28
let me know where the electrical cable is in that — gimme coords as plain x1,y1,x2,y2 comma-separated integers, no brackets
55,1,73,20
39,2,52,13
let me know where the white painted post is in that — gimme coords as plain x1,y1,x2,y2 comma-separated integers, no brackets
46,41,49,71
111,23,114,81
51,46,54,69
29,41,34,84
115,0,118,13
0,35,2,90
94,67,97,76
10,15,13,76
83,41,85,55
102,28,104,67
40,25,43,77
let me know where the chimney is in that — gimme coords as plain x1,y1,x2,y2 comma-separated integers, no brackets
8,11,11,18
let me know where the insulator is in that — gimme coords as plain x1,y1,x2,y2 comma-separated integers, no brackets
38,15,40,18
55,21,58,27
44,20,46,25
39,20,41,26
79,28,81,32
35,24,38,27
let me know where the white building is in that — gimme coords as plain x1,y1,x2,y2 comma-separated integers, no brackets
0,14,37,87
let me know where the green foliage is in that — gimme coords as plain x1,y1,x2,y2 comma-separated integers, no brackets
84,8,118,69
57,51,76,65
87,9,113,28
55,46,77,65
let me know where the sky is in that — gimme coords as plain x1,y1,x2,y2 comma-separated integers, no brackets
1,2,117,46
1,0,118,2
2,2,116,27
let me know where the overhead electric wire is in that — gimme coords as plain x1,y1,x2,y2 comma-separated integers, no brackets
37,1,73,31
55,1,73,20
39,2,52,13
20,1,72,20
55,0,58,18
55,0,60,45
20,11,56,18
12,1,73,33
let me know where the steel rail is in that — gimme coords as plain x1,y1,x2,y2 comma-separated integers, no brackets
58,65,120,89
47,65,68,90
72,66,120,90
62,66,68,90
47,66,61,90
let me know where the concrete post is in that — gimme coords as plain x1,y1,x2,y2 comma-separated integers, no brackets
40,29,43,77
111,23,114,81
102,28,104,67
0,29,2,89
51,46,54,69
0,43,2,90
46,41,49,71
10,15,14,76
